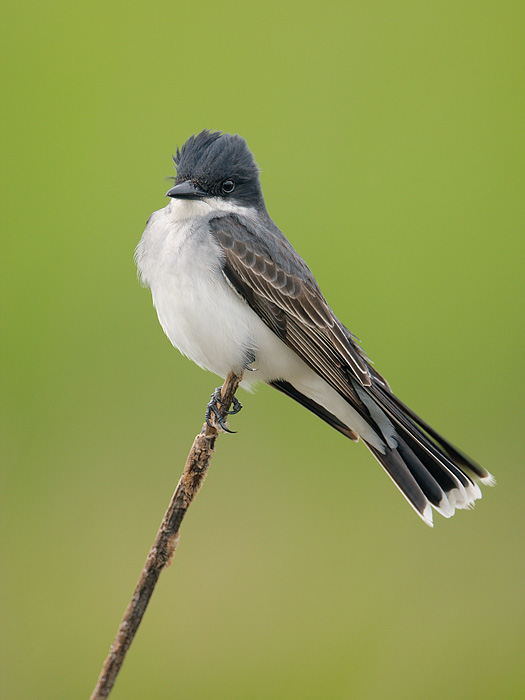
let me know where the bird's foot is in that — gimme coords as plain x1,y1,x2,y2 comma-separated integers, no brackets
243,351,258,372
205,387,242,433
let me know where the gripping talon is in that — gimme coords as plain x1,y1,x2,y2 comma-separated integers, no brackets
243,351,258,372
205,402,235,433
205,387,238,433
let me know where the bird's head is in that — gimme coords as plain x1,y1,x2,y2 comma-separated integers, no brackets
166,130,264,210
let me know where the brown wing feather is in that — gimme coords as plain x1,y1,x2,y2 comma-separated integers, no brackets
208,213,371,390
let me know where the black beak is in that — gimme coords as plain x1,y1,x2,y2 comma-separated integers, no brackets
165,181,206,199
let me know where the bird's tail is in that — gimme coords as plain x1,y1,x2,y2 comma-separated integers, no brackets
355,370,495,526
270,374,495,527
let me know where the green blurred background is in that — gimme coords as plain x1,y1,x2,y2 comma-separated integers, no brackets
1,2,524,698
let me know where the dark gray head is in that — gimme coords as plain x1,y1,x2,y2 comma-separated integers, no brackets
166,130,265,209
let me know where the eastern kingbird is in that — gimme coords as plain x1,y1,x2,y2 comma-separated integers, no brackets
136,130,494,526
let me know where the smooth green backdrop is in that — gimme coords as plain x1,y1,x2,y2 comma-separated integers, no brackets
1,2,523,699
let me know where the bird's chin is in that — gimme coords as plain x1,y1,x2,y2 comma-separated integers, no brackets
167,197,211,222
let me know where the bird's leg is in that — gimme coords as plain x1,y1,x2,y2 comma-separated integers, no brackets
205,387,242,433
243,350,258,372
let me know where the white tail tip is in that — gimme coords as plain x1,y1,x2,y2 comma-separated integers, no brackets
480,472,497,487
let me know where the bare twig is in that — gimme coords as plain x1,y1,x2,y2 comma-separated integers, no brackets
89,371,244,700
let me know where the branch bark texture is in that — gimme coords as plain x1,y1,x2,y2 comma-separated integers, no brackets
89,371,244,700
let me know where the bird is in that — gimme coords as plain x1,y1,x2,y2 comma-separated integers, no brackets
135,129,495,527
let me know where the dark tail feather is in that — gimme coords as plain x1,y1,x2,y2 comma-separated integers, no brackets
358,374,495,526
376,380,493,484
365,430,470,527
366,442,435,525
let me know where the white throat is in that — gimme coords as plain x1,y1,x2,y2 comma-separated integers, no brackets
166,196,255,222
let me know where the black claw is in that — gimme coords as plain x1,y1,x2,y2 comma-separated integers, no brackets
205,402,235,433
243,351,258,372
205,387,237,433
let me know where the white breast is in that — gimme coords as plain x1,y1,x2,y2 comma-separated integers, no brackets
136,199,259,379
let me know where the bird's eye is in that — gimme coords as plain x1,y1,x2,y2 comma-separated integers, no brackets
222,179,235,194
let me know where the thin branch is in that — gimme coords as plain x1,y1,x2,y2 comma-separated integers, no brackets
89,371,244,700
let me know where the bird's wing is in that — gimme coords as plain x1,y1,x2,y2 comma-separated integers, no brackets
208,213,371,392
